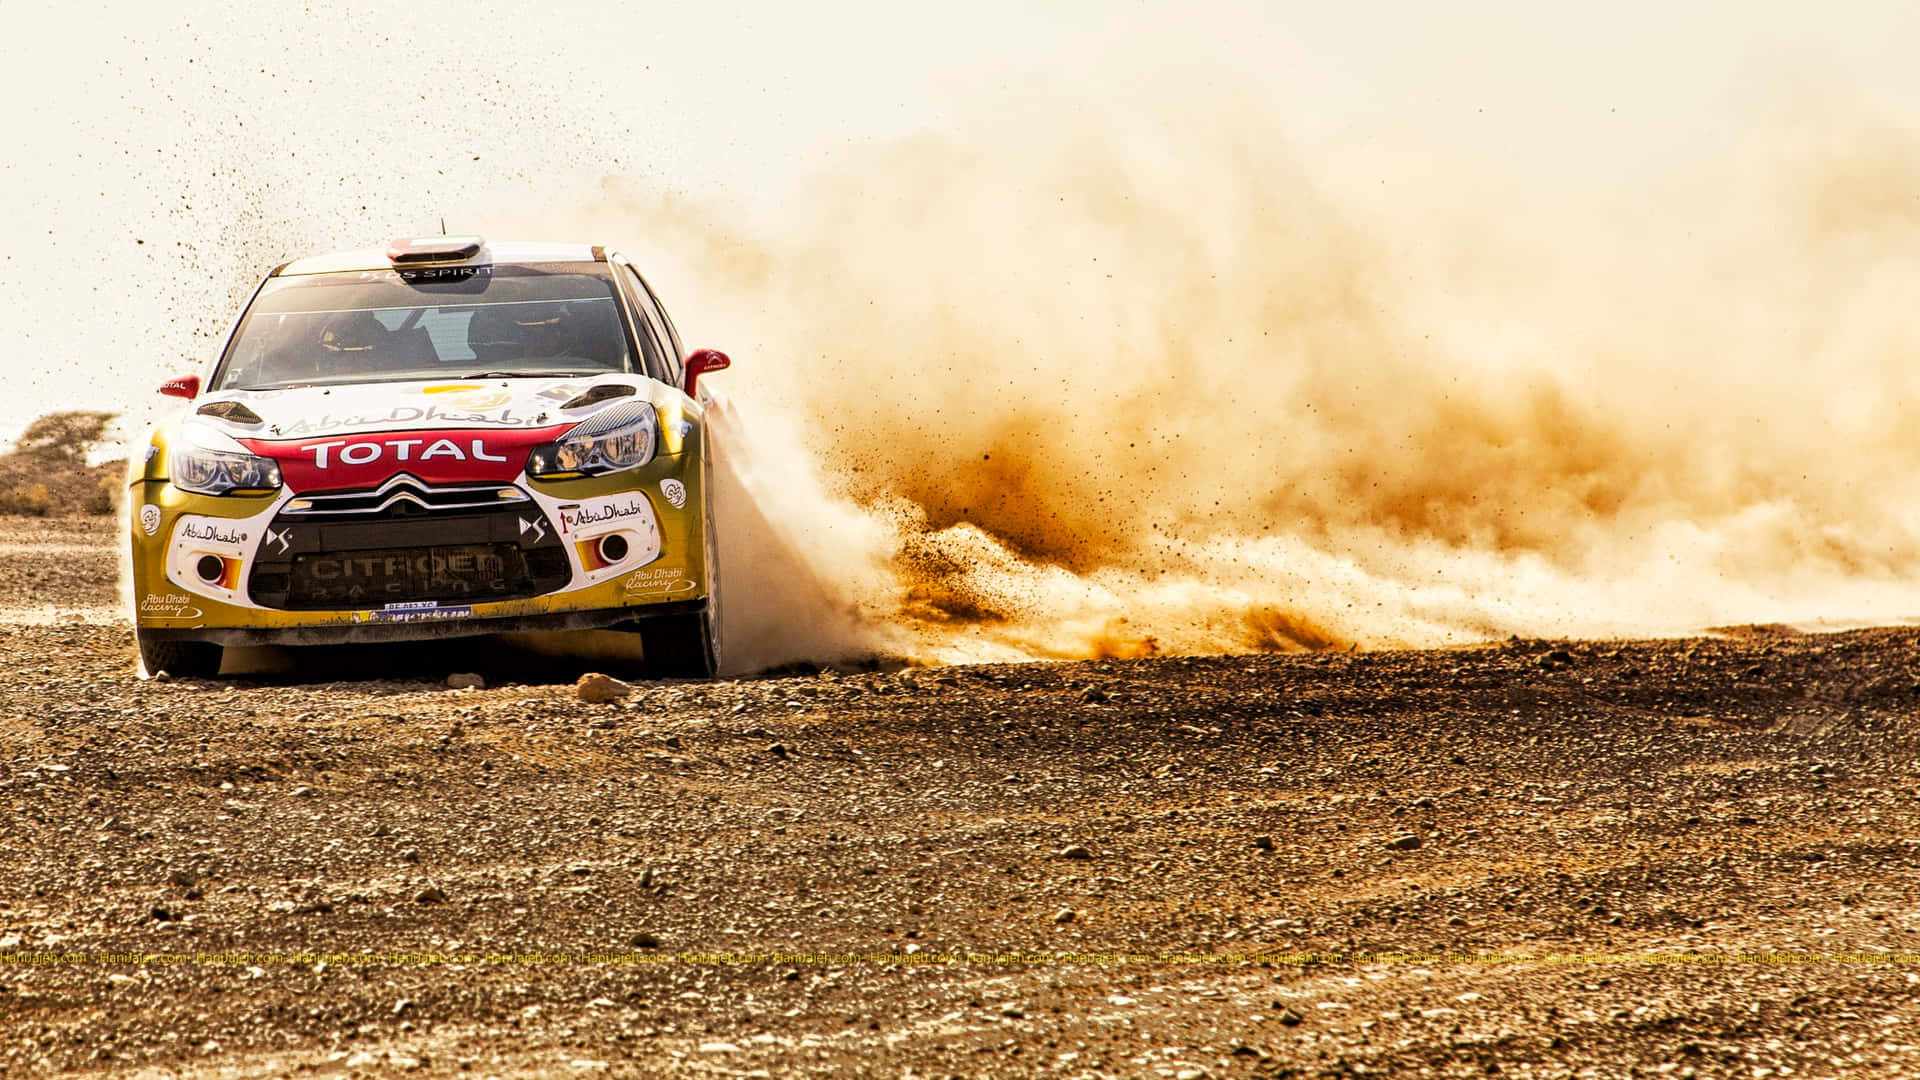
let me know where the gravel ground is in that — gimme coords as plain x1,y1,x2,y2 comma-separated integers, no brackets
5,519,1920,1078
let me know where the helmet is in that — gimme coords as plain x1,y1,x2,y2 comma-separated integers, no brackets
314,310,390,376
467,303,543,365
317,310,385,355
510,303,581,360
467,302,594,365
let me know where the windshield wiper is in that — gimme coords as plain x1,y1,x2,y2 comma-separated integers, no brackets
458,370,597,379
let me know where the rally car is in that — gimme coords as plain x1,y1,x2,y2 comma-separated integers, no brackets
129,236,730,679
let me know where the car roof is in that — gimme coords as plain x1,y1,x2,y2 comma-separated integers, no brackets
274,240,603,277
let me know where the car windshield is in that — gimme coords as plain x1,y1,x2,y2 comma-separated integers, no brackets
211,263,635,391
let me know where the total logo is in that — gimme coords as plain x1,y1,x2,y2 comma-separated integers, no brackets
305,437,509,469
244,424,571,489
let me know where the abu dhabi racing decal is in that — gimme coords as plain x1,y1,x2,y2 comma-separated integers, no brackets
623,565,698,596
139,592,204,621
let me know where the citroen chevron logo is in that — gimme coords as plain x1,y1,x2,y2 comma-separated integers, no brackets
282,473,529,517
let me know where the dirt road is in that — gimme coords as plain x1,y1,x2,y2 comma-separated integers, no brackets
4,519,1920,1078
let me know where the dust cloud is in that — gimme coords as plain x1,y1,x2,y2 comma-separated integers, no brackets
611,86,1920,672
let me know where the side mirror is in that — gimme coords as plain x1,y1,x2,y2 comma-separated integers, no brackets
683,349,730,397
159,375,201,400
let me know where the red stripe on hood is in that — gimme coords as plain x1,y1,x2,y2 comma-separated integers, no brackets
241,425,574,492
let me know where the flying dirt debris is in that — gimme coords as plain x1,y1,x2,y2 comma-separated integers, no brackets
617,95,1920,671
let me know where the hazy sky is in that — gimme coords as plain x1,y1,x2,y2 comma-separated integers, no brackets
4,0,1919,444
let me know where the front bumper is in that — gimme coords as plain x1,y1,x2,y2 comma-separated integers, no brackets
130,451,709,647
135,598,708,647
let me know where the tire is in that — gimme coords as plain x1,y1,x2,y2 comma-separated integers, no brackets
638,606,719,679
639,460,722,679
137,632,223,679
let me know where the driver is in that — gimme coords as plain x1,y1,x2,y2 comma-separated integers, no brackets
510,303,587,360
313,310,389,376
466,304,525,366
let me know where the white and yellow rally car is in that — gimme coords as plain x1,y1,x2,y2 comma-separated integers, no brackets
129,236,730,679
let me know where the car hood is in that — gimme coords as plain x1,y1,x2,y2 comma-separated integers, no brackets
205,376,641,439
186,376,652,492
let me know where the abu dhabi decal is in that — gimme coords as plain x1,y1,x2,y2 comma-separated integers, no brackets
212,376,639,441
660,478,687,509
139,504,161,536
561,495,650,531
181,521,248,545
274,405,550,437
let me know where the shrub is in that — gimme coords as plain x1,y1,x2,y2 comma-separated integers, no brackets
0,411,124,516
0,483,52,516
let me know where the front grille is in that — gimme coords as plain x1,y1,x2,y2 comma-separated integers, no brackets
287,544,532,607
283,474,527,519
248,480,570,610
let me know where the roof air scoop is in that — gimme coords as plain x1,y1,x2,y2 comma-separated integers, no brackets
559,384,637,410
387,235,485,263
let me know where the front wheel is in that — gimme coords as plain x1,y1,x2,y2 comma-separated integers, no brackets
639,463,722,679
136,632,223,679
637,605,719,679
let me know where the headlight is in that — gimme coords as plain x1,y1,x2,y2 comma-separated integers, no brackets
169,426,282,496
528,401,659,479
